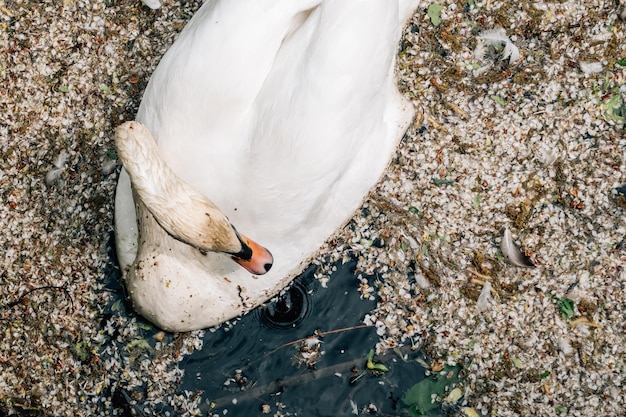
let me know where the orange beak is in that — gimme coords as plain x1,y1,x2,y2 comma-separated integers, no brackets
232,233,273,275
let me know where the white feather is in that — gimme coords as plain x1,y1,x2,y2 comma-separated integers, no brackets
475,281,492,312
350,400,359,415
141,0,161,9
501,228,534,268
45,152,69,186
477,28,521,64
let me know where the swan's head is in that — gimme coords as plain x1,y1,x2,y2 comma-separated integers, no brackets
116,121,274,275
223,226,274,275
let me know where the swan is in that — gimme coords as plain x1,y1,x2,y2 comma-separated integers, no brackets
115,0,419,332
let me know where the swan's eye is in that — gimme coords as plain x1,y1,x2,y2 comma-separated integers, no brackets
229,232,273,275
231,238,253,261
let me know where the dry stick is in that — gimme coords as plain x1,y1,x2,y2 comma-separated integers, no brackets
276,324,372,350
203,325,375,409
240,324,373,371
204,346,414,411
206,355,366,410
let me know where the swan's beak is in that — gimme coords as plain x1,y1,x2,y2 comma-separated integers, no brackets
232,233,274,275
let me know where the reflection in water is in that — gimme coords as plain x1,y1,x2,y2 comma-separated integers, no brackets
178,260,427,416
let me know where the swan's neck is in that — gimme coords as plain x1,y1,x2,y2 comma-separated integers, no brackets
115,121,240,253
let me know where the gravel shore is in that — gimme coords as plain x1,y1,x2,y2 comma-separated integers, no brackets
1,1,625,416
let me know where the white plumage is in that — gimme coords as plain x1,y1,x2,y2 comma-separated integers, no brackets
115,0,419,331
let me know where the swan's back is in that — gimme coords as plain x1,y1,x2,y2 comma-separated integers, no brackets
115,0,418,330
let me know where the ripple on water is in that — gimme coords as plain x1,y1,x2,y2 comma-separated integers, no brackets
178,259,427,416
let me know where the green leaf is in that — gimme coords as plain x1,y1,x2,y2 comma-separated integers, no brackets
98,83,112,93
125,338,152,352
491,95,507,106
557,298,575,321
371,363,389,373
402,365,461,415
427,4,443,27
111,299,122,312
366,349,389,373
555,405,567,413
617,58,626,66
539,370,551,379
510,356,522,368
136,322,153,331
602,94,626,124
74,341,90,361
58,85,69,93
472,194,480,210
444,387,463,403
408,206,420,215
431,178,454,186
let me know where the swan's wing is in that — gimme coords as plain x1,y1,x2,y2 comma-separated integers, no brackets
245,0,411,229
136,0,323,182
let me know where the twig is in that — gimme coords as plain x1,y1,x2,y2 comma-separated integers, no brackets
203,346,414,411
206,356,366,410
242,324,372,370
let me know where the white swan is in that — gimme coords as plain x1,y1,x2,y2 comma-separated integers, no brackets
115,0,419,332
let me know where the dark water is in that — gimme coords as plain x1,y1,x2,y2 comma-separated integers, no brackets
103,234,427,416
178,260,427,416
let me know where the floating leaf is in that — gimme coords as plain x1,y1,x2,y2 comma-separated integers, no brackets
125,338,152,352
555,405,568,413
500,228,534,268
444,387,463,403
602,94,626,125
617,58,626,66
366,349,389,373
557,297,575,321
511,357,522,368
74,341,90,362
491,95,507,106
98,83,112,93
431,177,454,186
371,362,389,373
402,365,461,416
58,85,70,93
136,322,153,331
472,194,480,210
408,206,420,215
427,4,443,27
111,299,122,312
462,407,480,417
352,349,389,384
